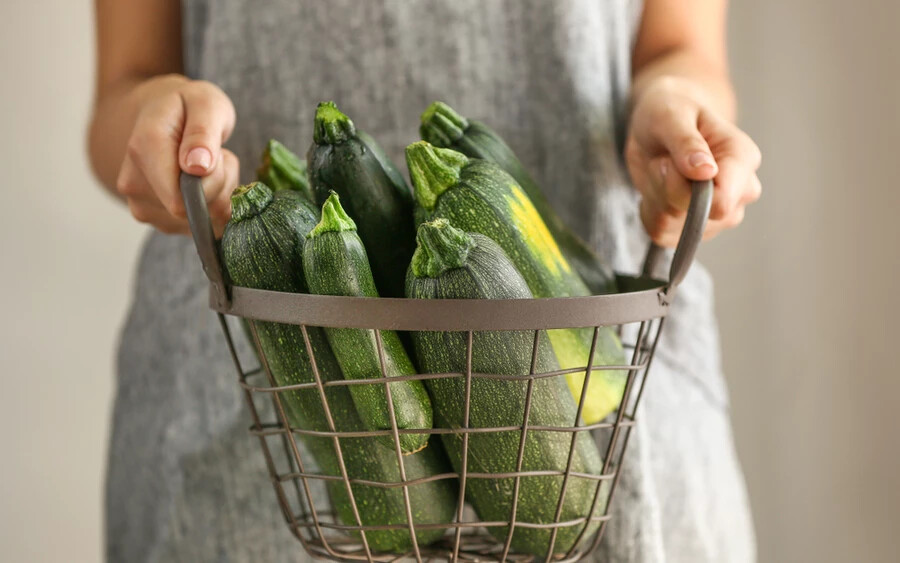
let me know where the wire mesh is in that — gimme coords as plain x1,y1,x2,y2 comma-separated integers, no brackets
215,310,666,563
180,173,714,562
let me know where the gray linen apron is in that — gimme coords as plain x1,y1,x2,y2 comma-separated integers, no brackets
106,1,756,561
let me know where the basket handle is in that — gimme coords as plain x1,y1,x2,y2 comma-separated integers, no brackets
641,179,714,290
180,172,231,308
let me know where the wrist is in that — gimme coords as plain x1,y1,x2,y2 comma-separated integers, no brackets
631,52,736,121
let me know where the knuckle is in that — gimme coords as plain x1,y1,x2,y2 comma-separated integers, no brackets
128,201,152,224
676,132,705,152
116,175,138,197
748,142,762,169
182,121,213,140
747,178,763,203
710,195,735,220
736,130,762,168
125,133,147,161
127,125,176,161
649,98,680,123
166,197,187,219
187,80,235,113
222,149,240,174
189,79,220,96
727,208,746,228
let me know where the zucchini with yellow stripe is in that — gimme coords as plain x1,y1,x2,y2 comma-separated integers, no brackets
420,101,616,294
405,141,627,423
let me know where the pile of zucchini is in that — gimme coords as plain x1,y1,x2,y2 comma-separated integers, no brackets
221,101,626,556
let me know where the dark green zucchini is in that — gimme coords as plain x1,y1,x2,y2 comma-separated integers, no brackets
303,192,432,454
406,218,607,556
221,182,455,550
256,139,314,203
306,101,415,297
406,142,627,424
420,101,616,294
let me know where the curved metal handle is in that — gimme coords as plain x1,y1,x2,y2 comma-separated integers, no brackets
641,179,714,289
180,172,231,308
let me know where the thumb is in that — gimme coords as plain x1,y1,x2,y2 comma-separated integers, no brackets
659,114,718,181
178,83,236,177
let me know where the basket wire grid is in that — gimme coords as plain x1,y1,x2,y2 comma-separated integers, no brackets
181,173,713,563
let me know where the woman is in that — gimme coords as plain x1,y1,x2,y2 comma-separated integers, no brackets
90,1,761,561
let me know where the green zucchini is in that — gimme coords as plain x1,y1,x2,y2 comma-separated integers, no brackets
420,101,616,294
303,192,432,454
406,142,627,424
256,139,314,203
406,219,607,556
307,101,415,297
221,182,455,551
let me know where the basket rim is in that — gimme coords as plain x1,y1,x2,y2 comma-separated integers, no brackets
211,274,671,330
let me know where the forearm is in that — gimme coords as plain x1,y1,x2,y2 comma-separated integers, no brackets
631,49,736,123
88,73,187,194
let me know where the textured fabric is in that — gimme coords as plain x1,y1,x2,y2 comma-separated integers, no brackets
107,1,755,561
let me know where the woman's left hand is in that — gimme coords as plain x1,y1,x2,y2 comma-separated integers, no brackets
625,76,762,247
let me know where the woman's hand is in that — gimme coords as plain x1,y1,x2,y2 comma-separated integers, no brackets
109,75,239,236
625,76,761,247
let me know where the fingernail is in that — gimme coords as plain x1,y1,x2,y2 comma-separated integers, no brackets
659,160,668,178
688,152,715,169
186,147,212,171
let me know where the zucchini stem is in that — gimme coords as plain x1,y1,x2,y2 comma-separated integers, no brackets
410,218,475,279
420,101,470,147
309,191,357,237
230,182,273,222
314,101,356,145
257,139,312,200
405,141,468,212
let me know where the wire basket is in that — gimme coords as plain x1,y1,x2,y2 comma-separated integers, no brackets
180,172,713,563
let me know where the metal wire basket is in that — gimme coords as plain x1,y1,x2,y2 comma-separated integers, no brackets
180,172,713,563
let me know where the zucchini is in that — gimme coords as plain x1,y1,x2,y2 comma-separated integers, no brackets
406,219,607,556
420,101,616,294
256,139,314,203
307,101,415,297
303,192,432,454
406,142,627,423
221,182,455,551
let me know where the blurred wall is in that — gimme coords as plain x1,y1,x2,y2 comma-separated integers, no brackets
0,1,897,562
701,1,900,562
0,2,147,562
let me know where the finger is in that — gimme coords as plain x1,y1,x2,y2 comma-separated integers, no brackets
126,197,190,235
639,197,684,248
115,155,151,199
709,154,758,221
702,205,747,241
699,114,762,220
178,81,236,177
655,156,694,213
649,105,718,182
740,174,762,206
626,137,674,214
199,152,229,205
207,149,240,235
128,93,186,217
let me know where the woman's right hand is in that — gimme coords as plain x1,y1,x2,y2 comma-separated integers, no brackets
115,74,239,236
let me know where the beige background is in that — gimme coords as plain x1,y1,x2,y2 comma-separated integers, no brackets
1,1,898,562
